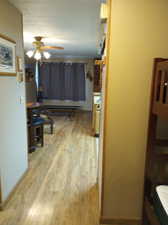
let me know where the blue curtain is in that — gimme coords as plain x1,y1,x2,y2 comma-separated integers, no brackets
39,62,86,101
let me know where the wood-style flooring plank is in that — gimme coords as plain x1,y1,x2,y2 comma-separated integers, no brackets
0,112,99,225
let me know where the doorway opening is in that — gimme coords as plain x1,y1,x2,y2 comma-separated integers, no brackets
0,1,109,225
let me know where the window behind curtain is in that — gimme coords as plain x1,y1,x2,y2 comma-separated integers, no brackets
39,62,86,101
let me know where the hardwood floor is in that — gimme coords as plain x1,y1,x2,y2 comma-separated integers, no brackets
0,112,99,225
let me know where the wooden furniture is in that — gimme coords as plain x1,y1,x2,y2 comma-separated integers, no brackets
36,107,54,134
28,121,44,153
93,63,101,92
27,102,55,152
27,103,54,133
41,105,80,118
27,102,41,110
143,58,168,225
27,103,44,153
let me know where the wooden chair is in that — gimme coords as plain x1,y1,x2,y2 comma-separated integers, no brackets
28,119,44,153
27,108,45,153
39,108,54,134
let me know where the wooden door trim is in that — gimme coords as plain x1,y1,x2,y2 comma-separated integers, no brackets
100,217,141,225
100,0,112,217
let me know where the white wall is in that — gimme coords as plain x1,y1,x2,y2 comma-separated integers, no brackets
0,0,28,203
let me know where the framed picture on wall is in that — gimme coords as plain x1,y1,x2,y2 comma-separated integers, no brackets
0,34,16,76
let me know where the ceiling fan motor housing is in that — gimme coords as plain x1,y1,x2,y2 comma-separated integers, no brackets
33,37,44,51
35,36,43,42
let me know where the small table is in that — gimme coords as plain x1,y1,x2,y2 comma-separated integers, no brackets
27,102,41,109
27,102,42,122
41,105,81,118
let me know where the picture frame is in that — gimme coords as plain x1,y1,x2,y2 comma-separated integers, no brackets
0,34,16,76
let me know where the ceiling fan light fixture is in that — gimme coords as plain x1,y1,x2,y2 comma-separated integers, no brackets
26,50,34,58
26,36,64,61
43,51,51,59
34,51,41,60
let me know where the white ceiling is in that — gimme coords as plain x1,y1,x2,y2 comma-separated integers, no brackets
9,0,101,58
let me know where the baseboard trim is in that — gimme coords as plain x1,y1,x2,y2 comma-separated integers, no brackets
0,168,29,210
100,217,141,225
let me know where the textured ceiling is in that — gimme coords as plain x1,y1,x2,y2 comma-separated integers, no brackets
9,0,101,58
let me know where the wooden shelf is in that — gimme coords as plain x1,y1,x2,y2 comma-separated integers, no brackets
144,198,160,225
143,58,168,224
95,59,106,65
153,145,168,159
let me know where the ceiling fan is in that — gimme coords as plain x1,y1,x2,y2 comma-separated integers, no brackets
26,36,64,60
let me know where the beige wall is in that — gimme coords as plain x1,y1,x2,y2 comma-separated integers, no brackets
0,0,28,203
101,0,168,221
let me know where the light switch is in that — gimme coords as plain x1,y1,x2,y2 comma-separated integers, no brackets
20,96,24,104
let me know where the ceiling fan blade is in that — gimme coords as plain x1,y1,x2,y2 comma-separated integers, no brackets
41,46,64,50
